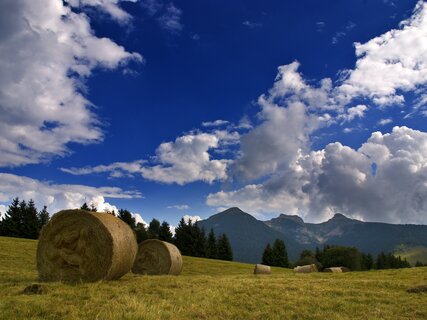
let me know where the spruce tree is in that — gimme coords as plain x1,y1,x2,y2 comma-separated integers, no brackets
0,197,21,237
135,222,149,243
159,221,173,242
193,225,206,257
174,218,192,255
217,233,233,261
80,202,90,211
376,252,388,269
206,228,218,259
23,199,39,239
38,206,50,234
148,218,161,239
262,243,273,265
117,209,136,229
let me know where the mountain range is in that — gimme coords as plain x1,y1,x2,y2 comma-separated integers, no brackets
198,207,427,264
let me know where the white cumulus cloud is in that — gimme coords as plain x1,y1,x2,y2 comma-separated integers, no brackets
0,173,141,215
207,1,427,224
208,126,427,224
337,1,427,107
62,130,236,185
0,0,142,167
182,215,201,223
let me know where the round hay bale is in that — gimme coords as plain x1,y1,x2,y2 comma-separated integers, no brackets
37,209,137,283
323,267,343,273
293,264,318,273
132,239,182,275
254,264,271,275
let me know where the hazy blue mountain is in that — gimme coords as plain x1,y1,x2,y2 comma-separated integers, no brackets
200,208,427,264
198,207,302,263
268,212,427,256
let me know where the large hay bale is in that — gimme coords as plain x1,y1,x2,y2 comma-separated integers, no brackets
293,264,318,273
37,209,137,282
254,264,271,275
323,267,343,273
132,239,183,275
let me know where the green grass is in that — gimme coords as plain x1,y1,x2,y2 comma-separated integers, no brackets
0,236,426,320
394,245,427,265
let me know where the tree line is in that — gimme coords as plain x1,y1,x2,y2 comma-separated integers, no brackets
0,199,421,268
292,244,411,271
261,240,413,271
114,208,233,261
0,198,50,239
0,199,233,261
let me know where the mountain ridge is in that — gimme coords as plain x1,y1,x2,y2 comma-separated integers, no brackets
199,207,427,264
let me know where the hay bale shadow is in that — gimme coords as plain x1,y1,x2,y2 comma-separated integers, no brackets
406,285,427,293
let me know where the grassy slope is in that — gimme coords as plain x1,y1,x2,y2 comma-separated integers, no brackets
0,236,426,320
394,245,427,265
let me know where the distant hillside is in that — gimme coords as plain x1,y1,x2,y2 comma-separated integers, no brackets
198,207,303,263
200,208,427,264
394,245,427,265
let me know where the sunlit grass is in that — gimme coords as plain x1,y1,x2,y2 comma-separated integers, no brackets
0,236,426,320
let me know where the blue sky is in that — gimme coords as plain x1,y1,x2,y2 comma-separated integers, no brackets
1,0,427,226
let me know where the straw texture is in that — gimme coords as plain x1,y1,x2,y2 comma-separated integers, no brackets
254,264,271,275
37,209,137,282
132,239,183,275
293,264,318,273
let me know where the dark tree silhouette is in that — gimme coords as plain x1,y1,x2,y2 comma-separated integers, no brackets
148,218,161,239
117,209,136,229
206,228,218,259
262,243,273,265
217,233,233,261
159,221,173,242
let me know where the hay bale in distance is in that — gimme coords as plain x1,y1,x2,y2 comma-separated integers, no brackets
132,239,183,275
37,209,137,283
293,264,318,273
323,267,343,273
254,264,271,275
340,266,351,272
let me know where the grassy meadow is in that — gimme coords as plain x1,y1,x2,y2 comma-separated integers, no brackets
0,236,426,320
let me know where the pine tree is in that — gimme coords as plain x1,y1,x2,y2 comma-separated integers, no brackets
217,233,233,261
193,225,206,257
315,247,322,262
38,206,50,234
159,221,173,242
415,261,424,267
0,197,21,237
361,253,374,270
174,218,193,255
148,218,161,239
206,228,218,259
271,239,289,267
376,252,388,269
89,203,97,212
135,222,149,243
23,199,39,239
262,243,273,265
80,203,90,211
117,209,136,229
